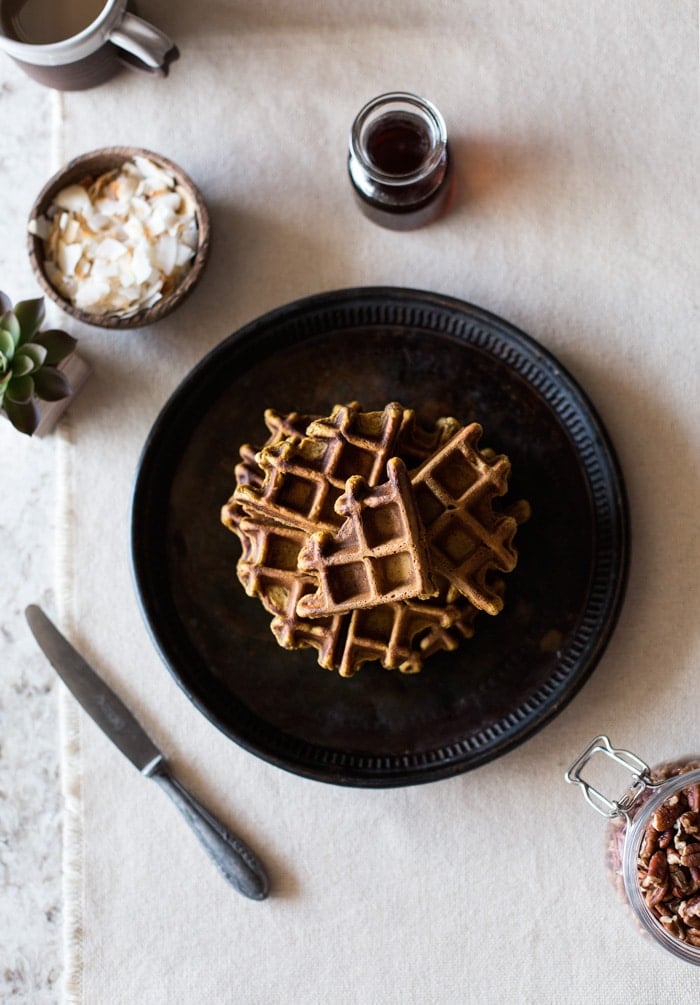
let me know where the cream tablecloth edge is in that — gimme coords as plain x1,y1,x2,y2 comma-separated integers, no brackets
55,415,83,1005
43,87,81,1003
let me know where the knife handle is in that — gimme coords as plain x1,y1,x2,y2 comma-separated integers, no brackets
150,765,270,900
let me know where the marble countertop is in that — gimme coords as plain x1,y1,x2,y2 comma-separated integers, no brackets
1,65,63,1001
1,430,62,999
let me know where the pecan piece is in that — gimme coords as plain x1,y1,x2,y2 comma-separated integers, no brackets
639,827,659,862
659,915,684,939
678,811,700,836
687,784,700,814
682,894,700,919
644,882,669,908
658,828,675,850
681,845,700,870
646,850,669,886
669,864,693,897
666,847,682,866
653,800,683,832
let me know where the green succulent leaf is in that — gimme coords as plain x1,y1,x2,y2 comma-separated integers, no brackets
16,342,48,373
13,297,45,344
0,329,15,360
33,366,71,402
10,353,35,379
6,373,35,404
0,310,21,346
33,329,77,365
3,395,40,435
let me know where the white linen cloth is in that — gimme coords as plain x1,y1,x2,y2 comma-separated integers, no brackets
20,0,700,1000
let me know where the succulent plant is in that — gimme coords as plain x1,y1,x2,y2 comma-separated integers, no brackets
0,290,77,435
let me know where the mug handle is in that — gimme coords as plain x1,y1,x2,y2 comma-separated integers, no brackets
108,12,176,72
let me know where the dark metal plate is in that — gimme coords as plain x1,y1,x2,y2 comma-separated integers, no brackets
130,288,629,787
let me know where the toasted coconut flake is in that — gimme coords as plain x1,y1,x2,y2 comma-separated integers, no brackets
57,242,83,277
33,156,199,318
53,185,92,215
28,216,51,240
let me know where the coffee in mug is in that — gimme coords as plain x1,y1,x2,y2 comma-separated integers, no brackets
2,0,106,45
0,0,178,89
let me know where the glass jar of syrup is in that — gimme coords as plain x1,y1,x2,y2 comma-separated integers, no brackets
348,91,452,231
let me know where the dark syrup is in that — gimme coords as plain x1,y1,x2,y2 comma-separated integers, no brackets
364,113,432,176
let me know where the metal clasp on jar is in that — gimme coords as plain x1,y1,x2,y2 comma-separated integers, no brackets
565,734,663,819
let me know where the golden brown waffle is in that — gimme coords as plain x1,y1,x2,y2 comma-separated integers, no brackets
410,423,521,616
393,411,463,468
221,403,527,676
221,408,319,534
235,515,311,617
232,402,408,533
296,457,436,617
263,572,481,678
336,589,480,676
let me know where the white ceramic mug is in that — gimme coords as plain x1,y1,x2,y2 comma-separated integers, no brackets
0,0,178,89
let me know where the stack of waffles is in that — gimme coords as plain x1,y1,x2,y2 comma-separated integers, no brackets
221,402,529,677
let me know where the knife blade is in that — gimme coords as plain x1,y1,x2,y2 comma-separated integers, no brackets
26,604,269,901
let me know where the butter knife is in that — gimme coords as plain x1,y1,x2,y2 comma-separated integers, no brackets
25,604,269,901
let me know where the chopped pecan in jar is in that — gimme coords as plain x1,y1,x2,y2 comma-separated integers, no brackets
638,780,700,945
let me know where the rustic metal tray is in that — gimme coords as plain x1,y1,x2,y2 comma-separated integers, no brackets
131,287,629,786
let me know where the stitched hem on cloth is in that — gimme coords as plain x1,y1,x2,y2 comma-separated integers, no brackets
55,398,84,997
46,87,85,1005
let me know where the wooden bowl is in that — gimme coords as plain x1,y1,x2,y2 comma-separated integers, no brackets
27,146,211,330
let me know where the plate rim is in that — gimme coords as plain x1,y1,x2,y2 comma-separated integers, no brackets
130,286,630,786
